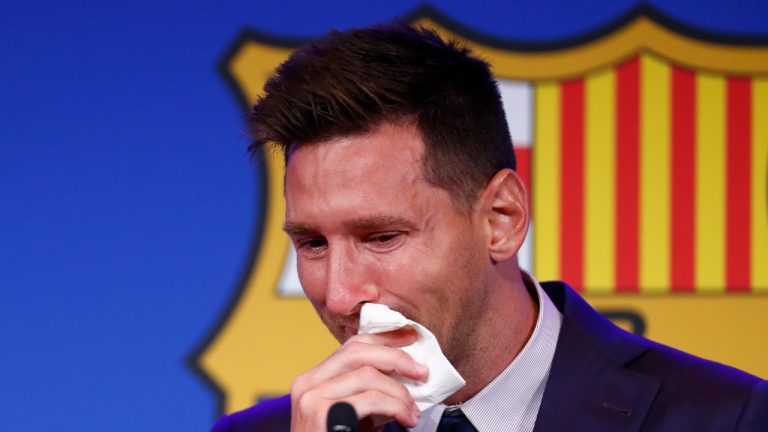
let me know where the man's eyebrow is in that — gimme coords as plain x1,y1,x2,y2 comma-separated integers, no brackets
342,215,410,231
282,221,317,237
282,215,410,236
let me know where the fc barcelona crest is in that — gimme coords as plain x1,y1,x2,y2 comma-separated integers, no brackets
190,5,768,415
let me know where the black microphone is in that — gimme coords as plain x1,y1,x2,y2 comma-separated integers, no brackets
326,401,359,432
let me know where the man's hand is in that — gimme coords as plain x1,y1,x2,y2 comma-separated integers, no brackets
290,329,428,432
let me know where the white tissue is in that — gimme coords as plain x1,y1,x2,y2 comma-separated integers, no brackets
358,303,466,411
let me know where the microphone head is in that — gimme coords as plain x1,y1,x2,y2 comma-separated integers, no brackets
326,401,359,432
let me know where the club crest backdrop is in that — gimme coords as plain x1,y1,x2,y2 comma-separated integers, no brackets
2,2,767,431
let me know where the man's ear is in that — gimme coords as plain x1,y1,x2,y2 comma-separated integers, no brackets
480,169,529,263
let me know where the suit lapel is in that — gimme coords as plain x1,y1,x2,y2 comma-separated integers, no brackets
533,282,661,432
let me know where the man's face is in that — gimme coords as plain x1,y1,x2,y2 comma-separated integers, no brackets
283,122,493,366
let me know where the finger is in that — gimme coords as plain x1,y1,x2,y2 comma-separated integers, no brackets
291,343,424,398
344,390,421,429
294,367,419,431
352,327,418,347
305,363,422,427
310,365,415,402
310,341,428,384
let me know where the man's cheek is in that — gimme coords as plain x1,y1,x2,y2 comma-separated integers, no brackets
297,267,325,304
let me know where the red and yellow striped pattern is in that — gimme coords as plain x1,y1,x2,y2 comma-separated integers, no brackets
533,54,768,294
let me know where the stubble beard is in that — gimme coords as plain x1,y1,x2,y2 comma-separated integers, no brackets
437,277,490,379
426,242,492,382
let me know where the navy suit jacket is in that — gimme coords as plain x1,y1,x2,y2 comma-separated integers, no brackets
211,281,768,431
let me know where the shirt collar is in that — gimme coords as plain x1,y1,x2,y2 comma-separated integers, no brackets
411,271,563,431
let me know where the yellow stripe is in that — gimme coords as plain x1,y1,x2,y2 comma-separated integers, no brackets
639,54,671,293
753,78,768,291
696,73,727,292
584,68,616,293
534,82,561,280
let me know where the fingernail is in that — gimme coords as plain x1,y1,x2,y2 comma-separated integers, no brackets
415,363,428,376
411,407,421,424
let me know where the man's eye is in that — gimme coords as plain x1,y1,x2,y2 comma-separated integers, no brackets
298,238,327,253
365,232,404,249
371,233,399,243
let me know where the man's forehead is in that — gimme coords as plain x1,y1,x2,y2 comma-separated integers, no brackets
284,124,426,193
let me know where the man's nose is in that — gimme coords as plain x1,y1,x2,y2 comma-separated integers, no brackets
324,243,378,316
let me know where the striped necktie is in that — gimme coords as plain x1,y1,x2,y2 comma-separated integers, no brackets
436,407,477,432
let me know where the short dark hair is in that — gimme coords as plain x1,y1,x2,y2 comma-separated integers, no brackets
248,23,516,210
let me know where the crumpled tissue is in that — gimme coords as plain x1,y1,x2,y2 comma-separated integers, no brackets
358,303,466,411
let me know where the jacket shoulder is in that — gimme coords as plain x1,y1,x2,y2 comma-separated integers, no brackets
638,339,761,400
210,395,291,432
539,280,766,431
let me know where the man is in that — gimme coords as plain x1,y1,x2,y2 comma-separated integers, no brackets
212,24,768,432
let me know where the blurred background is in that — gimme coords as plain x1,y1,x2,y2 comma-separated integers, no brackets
2,1,767,430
